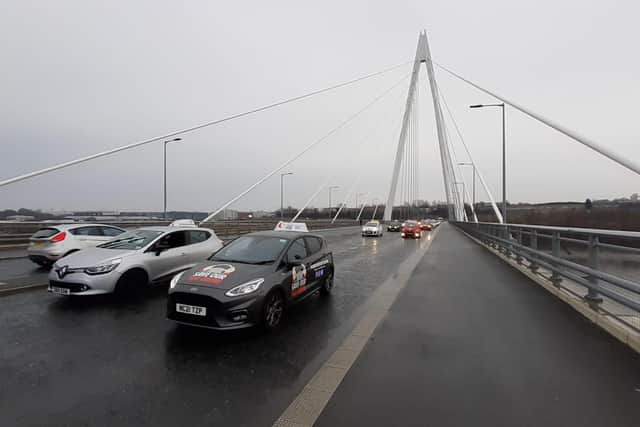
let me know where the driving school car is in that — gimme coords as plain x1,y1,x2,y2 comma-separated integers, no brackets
167,224,334,330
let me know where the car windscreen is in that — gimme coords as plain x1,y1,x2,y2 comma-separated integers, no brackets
404,221,418,226
97,230,162,250
32,228,60,238
209,235,290,264
364,222,377,227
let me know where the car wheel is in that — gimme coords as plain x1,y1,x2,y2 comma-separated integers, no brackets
263,290,285,330
115,269,148,296
320,270,334,296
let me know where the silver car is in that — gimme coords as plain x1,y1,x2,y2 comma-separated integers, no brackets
48,226,223,296
361,220,383,237
28,223,126,266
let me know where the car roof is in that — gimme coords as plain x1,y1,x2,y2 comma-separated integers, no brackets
136,226,214,233
42,223,125,230
246,230,321,239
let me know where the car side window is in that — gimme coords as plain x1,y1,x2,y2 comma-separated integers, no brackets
188,230,210,244
286,238,307,263
70,226,102,236
159,231,187,249
304,236,322,255
102,227,124,237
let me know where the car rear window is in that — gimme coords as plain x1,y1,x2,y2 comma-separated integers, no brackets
188,230,211,244
32,228,60,239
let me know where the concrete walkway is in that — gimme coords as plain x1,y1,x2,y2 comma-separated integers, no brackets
316,224,640,427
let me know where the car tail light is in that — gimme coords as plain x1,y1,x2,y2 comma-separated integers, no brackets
50,231,67,243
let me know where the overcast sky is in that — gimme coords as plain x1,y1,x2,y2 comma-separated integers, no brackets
2,0,639,213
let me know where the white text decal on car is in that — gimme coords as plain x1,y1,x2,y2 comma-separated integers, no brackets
291,264,307,297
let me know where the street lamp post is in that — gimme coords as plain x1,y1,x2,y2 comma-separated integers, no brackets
470,103,506,223
280,172,293,220
328,186,339,220
163,138,182,220
458,162,476,208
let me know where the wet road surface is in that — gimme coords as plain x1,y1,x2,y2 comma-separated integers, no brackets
0,257,49,288
0,227,431,426
317,224,640,427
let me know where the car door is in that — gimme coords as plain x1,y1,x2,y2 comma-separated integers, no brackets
185,230,217,263
69,226,100,249
304,236,329,291
145,231,190,282
281,237,312,301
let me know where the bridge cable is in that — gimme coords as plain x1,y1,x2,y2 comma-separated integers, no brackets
431,60,640,177
437,86,502,223
332,80,408,222
248,71,411,224
0,60,413,188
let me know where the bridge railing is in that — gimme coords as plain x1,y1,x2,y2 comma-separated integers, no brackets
453,221,640,332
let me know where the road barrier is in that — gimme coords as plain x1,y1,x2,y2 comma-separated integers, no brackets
0,219,359,248
454,221,640,333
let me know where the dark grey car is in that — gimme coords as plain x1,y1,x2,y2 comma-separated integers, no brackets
167,230,334,330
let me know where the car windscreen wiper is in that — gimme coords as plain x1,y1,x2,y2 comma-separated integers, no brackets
251,259,276,265
98,237,144,248
209,258,252,264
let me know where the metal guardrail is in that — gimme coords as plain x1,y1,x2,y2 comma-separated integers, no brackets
454,221,640,331
0,220,360,249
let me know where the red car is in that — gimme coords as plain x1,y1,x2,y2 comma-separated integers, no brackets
401,220,422,239
419,221,433,231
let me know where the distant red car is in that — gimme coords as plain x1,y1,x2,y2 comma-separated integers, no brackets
401,220,422,239
419,221,433,231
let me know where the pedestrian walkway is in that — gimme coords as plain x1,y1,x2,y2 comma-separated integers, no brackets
315,225,640,427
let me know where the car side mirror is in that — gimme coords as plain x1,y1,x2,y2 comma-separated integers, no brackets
287,257,303,267
155,241,170,256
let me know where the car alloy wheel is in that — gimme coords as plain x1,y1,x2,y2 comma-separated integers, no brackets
264,291,284,329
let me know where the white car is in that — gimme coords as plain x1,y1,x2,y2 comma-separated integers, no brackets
362,221,383,237
48,226,223,296
28,224,126,267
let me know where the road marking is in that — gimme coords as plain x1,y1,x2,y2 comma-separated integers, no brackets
273,228,440,427
0,283,48,296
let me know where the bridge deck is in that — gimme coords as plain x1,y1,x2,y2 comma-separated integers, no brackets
316,224,640,427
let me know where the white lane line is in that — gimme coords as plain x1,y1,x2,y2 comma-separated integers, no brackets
273,227,440,427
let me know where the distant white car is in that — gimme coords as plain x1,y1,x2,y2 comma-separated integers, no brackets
362,221,383,237
27,224,126,267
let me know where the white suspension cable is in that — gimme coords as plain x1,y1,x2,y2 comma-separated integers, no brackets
438,87,502,223
0,61,412,188
433,60,640,177
200,73,411,224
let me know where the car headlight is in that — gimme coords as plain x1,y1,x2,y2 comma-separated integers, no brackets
170,272,184,289
225,278,264,297
84,258,122,275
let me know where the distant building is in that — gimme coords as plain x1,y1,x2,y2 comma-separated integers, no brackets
252,210,275,218
212,209,238,220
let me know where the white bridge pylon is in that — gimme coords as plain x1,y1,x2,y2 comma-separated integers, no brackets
383,31,496,223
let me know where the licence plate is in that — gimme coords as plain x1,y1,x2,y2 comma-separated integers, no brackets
176,303,207,316
31,241,46,247
49,286,70,295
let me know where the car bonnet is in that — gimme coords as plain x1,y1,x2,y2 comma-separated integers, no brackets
177,261,275,291
56,247,134,268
